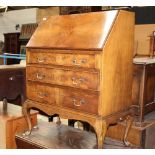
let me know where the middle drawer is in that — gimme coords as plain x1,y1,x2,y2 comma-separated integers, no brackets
27,66,99,91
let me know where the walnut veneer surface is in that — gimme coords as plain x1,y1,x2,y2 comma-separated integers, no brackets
23,10,135,148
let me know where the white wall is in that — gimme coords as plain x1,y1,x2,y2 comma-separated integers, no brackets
0,8,37,42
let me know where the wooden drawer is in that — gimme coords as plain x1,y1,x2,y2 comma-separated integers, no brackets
27,66,99,91
60,89,99,115
27,51,96,69
27,82,56,104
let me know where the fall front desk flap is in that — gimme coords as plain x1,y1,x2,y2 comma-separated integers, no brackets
26,10,120,51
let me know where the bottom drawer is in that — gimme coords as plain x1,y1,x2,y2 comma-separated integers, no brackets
27,82,56,105
60,89,99,115
27,82,99,114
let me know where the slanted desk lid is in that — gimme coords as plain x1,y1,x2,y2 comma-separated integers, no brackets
27,10,118,50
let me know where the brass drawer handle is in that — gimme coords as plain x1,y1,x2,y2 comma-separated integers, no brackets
37,57,46,63
72,99,86,107
38,92,48,98
72,59,87,66
72,77,85,85
36,73,45,80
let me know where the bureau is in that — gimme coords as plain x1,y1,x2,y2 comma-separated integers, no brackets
23,10,135,148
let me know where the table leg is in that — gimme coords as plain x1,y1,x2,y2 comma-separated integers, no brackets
123,115,134,146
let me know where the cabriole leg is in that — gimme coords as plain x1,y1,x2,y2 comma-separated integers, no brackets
94,120,108,149
22,102,32,135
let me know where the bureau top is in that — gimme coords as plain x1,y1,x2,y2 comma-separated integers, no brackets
27,10,121,51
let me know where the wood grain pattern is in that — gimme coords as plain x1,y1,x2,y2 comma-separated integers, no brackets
132,63,155,122
27,66,99,91
27,82,57,105
100,10,135,116
27,11,118,50
60,89,99,115
0,103,37,149
107,111,155,148
23,10,134,148
27,49,96,69
134,24,155,56
106,121,143,146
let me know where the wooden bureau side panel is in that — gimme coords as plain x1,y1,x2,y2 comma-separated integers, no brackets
60,89,99,115
27,66,99,91
27,50,96,69
100,11,134,116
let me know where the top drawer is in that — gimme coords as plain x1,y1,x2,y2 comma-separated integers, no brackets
27,51,96,69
